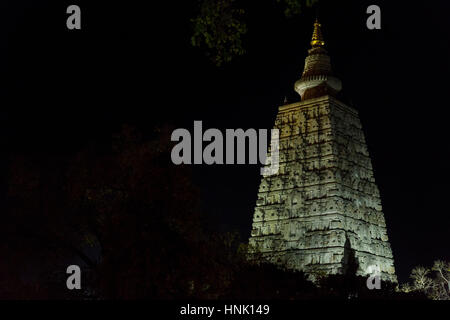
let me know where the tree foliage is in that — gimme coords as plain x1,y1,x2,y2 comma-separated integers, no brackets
401,261,450,300
191,0,247,66
2,124,215,298
191,0,319,66
279,0,320,17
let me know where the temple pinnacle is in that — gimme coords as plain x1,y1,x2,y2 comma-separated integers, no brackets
310,18,325,48
295,19,341,100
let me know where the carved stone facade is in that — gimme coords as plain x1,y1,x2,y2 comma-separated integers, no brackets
248,20,397,283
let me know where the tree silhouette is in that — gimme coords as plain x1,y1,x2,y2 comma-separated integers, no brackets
191,0,319,65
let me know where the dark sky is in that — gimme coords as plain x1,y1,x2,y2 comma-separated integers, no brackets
1,0,449,283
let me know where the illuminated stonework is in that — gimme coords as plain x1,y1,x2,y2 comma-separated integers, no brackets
248,21,397,283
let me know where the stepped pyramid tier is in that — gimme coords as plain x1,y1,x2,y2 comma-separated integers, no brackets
248,20,397,283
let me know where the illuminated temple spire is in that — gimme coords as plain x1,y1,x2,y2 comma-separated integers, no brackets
248,19,397,283
310,18,325,47
294,19,342,100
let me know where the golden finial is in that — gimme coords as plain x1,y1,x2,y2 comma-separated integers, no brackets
310,18,325,47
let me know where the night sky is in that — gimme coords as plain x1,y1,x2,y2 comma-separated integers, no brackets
1,0,449,284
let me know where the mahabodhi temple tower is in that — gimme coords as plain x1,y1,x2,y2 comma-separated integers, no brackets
248,20,397,282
